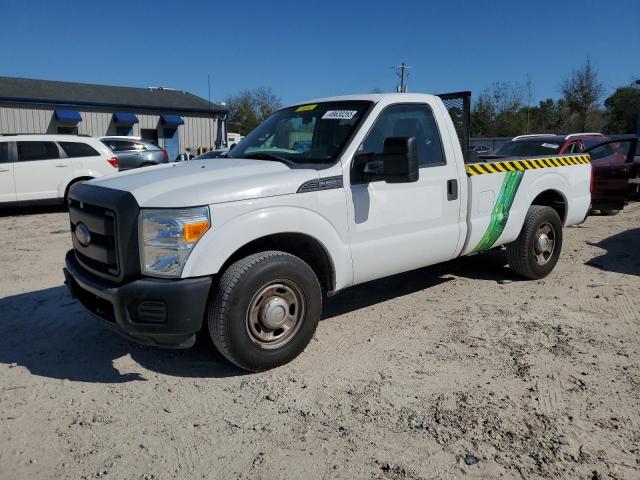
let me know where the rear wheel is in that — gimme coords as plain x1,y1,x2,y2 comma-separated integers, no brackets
506,206,563,279
208,251,322,372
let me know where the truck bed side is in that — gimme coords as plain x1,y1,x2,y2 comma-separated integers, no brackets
461,154,591,256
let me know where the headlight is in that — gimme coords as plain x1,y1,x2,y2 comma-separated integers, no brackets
140,207,210,277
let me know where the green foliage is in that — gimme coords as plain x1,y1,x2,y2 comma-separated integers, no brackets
471,60,620,137
604,84,640,134
224,87,282,135
560,58,604,131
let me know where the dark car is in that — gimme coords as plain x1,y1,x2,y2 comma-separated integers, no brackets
469,144,491,154
100,137,169,171
488,133,637,215
629,140,640,199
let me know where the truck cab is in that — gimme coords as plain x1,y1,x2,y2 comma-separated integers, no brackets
63,93,591,371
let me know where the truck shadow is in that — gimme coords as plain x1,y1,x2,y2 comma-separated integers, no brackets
0,204,66,217
0,250,511,383
323,248,514,320
0,286,244,383
585,227,640,277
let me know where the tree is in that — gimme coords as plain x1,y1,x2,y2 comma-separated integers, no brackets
224,87,282,135
560,58,604,131
603,82,640,134
471,82,526,137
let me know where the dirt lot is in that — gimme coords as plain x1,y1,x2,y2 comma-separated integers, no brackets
1,203,639,480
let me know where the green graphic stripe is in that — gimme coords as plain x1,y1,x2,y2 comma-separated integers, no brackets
471,170,524,253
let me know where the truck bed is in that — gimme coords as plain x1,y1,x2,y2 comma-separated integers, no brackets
460,153,592,256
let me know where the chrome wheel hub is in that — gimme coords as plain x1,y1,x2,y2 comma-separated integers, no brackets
533,222,556,266
246,281,305,349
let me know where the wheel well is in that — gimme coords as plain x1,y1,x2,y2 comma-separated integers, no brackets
220,233,336,293
531,190,566,223
64,177,93,201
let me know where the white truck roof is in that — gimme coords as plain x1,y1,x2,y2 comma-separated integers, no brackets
287,92,438,107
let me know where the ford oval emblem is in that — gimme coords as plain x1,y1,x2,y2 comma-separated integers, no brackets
75,222,91,247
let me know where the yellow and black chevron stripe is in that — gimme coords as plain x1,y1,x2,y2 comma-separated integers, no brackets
465,154,591,176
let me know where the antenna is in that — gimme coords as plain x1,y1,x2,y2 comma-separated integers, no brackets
394,62,410,93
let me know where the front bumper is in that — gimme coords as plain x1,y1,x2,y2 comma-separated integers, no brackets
63,250,212,348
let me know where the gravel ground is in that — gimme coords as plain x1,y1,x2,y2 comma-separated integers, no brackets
1,203,639,480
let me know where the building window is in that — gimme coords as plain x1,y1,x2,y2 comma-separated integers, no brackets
57,126,78,135
116,126,133,136
141,129,159,146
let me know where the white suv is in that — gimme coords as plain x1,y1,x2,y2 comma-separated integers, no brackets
0,134,119,205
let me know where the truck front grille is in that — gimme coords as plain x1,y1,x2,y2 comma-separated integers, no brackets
69,198,120,278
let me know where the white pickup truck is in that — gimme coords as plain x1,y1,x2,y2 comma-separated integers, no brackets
63,93,591,371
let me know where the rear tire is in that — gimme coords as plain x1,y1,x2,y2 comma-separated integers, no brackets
506,206,563,279
208,251,322,372
600,209,620,216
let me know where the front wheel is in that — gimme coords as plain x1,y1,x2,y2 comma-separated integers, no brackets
208,251,322,372
506,206,563,279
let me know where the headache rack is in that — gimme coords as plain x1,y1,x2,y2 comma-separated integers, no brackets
436,91,471,162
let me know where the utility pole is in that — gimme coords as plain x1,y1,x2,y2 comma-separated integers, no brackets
395,62,409,93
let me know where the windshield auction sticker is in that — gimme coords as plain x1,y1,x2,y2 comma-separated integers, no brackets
322,110,358,120
541,143,560,149
296,104,317,112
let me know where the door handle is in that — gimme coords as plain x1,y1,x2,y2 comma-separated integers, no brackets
447,179,458,201
55,164,69,167
0,167,9,172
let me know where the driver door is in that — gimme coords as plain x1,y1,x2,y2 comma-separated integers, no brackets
585,138,638,212
347,102,463,284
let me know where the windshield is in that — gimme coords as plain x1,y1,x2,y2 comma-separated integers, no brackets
493,140,563,156
228,101,372,165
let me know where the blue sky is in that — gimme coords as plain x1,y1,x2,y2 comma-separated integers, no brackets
1,0,638,106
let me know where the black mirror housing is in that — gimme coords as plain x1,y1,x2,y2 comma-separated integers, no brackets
380,137,419,183
353,136,419,184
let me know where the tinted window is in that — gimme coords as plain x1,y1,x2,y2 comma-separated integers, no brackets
362,103,445,167
565,142,580,153
142,142,160,151
59,142,100,158
493,140,562,156
585,142,615,160
17,142,60,161
102,140,138,152
0,142,8,163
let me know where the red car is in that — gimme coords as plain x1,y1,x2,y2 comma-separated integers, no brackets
491,133,638,214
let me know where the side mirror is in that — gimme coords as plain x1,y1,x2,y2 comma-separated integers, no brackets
353,137,419,184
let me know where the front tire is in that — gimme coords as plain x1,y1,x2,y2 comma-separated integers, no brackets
208,251,322,372
506,206,563,279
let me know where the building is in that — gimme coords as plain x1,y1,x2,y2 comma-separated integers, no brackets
0,76,228,160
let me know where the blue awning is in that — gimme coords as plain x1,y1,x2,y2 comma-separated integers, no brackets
113,112,139,124
54,109,82,123
160,115,184,127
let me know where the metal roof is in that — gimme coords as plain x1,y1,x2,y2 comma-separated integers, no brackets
0,76,227,114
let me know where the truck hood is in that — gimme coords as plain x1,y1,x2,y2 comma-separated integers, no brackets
89,158,320,207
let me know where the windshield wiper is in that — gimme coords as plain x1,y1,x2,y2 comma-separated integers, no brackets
243,152,293,165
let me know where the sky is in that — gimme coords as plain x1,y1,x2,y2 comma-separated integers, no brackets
1,0,638,107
